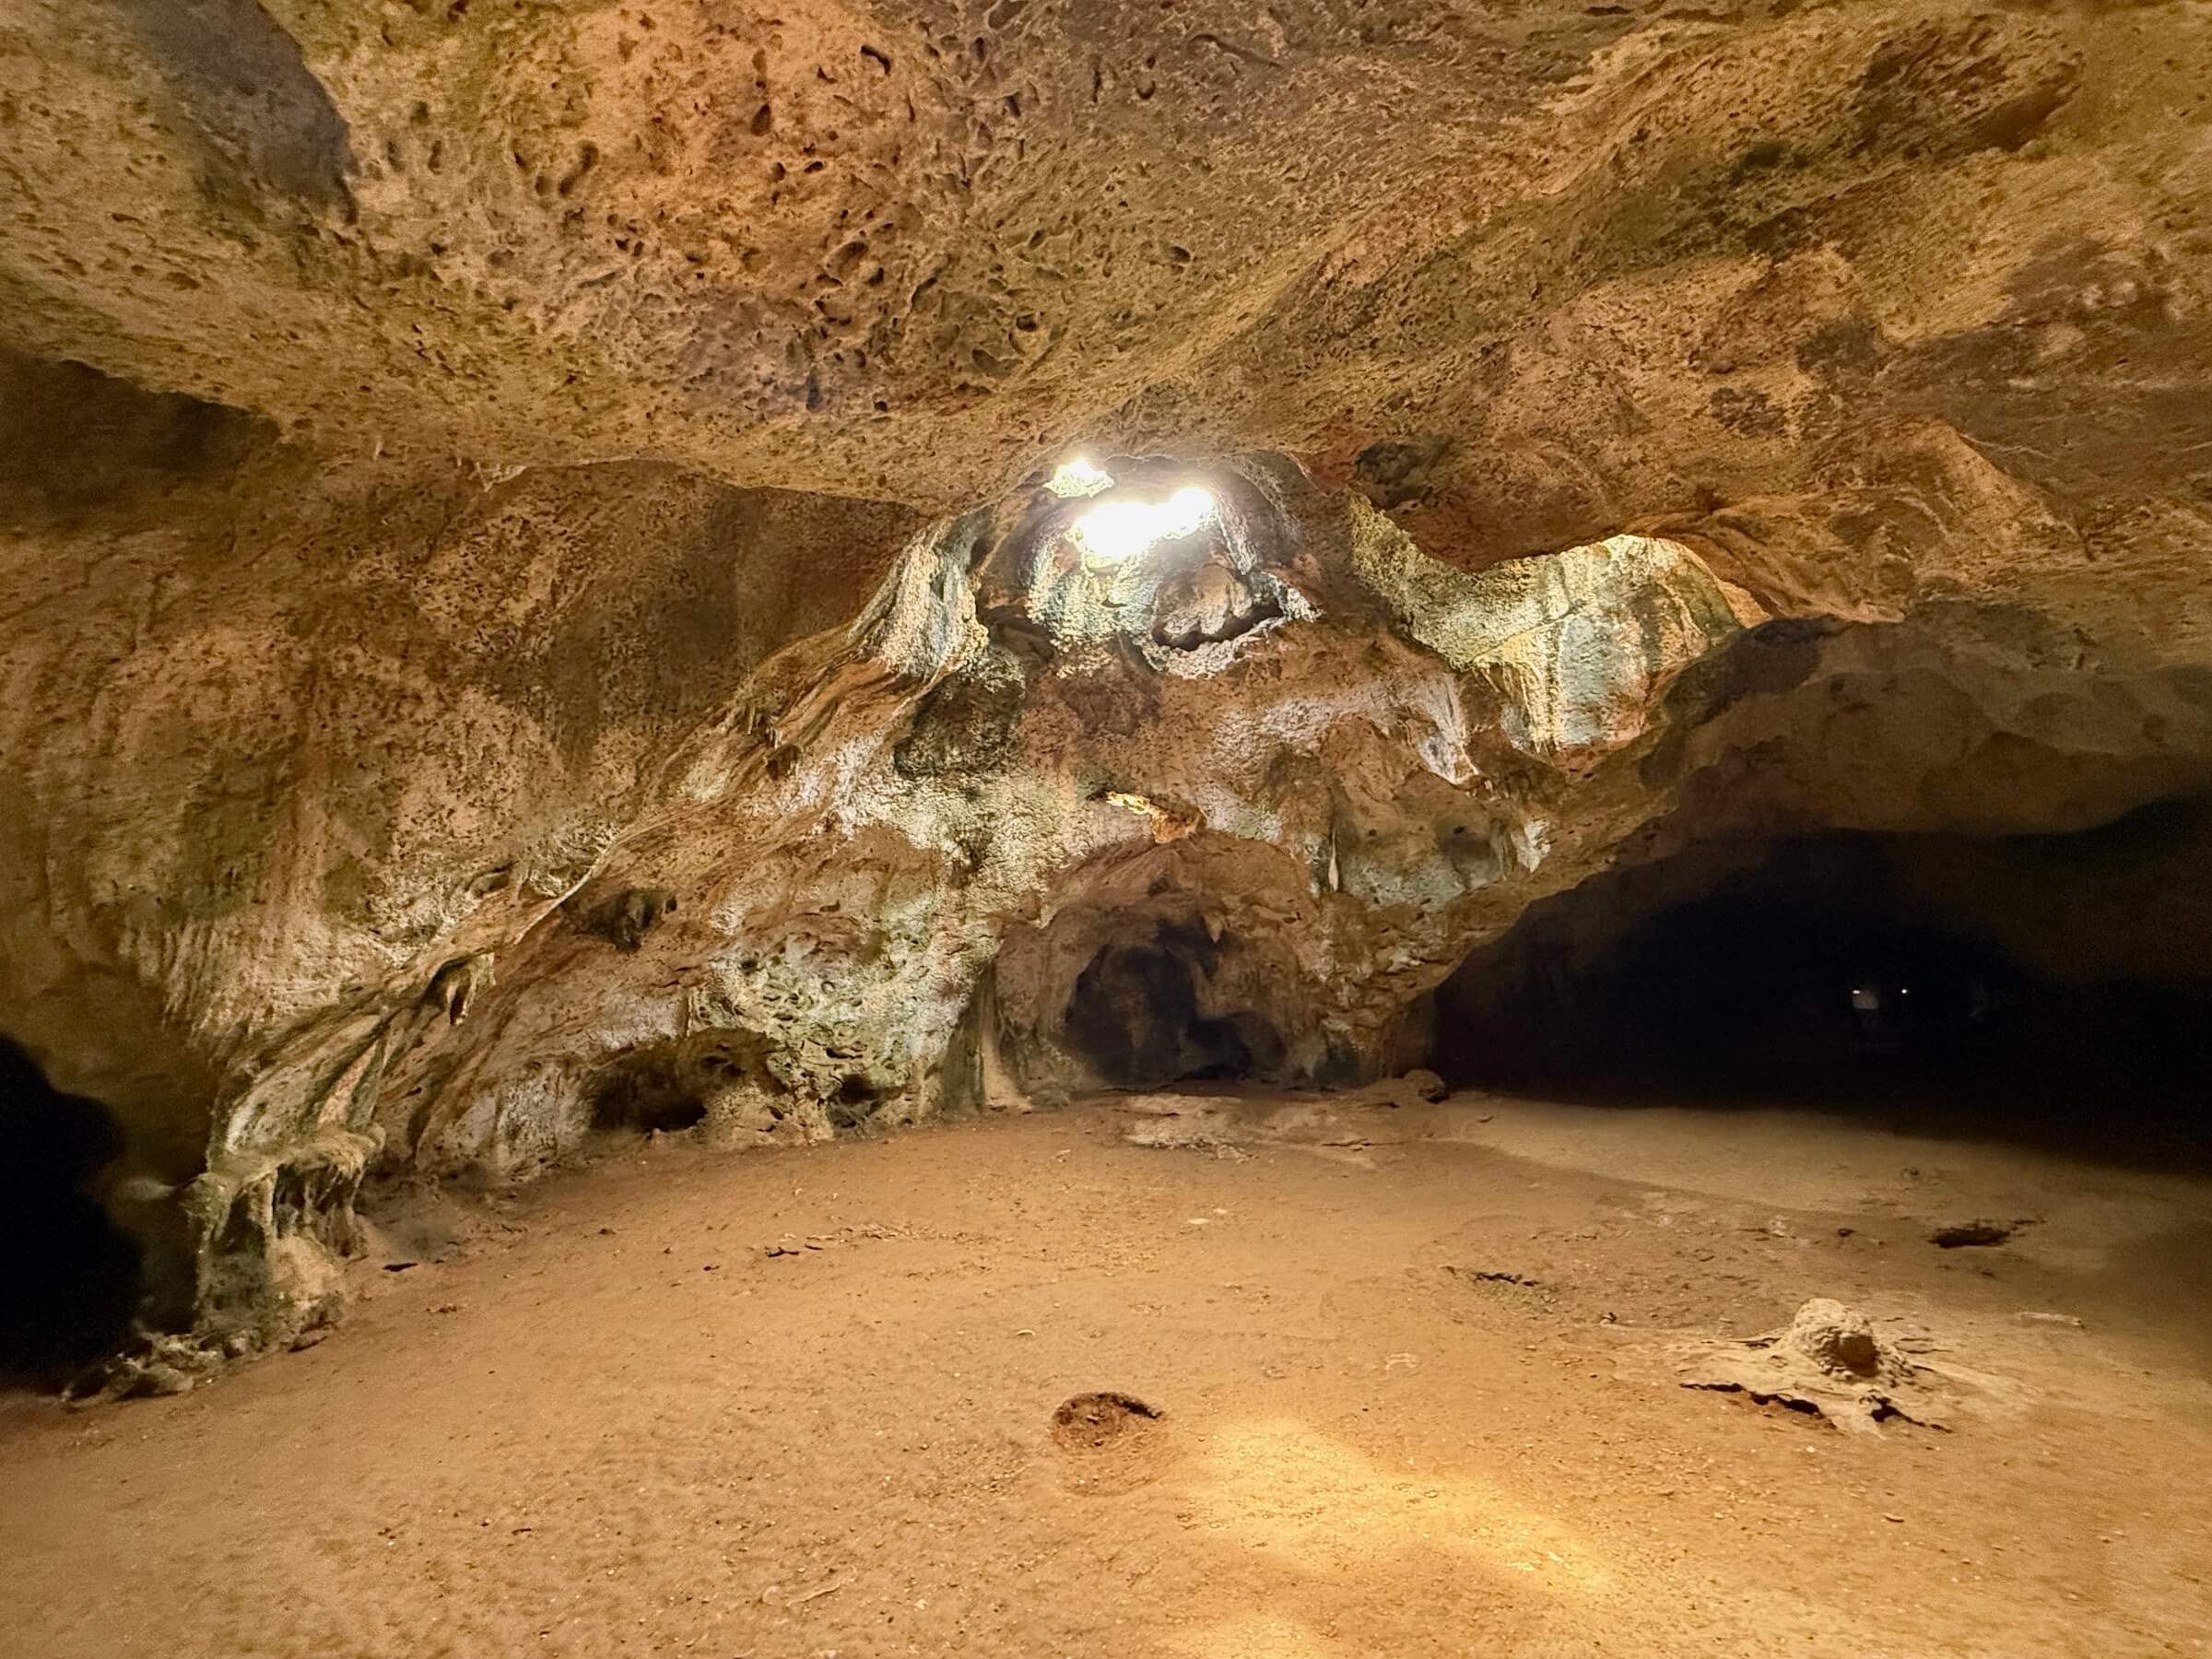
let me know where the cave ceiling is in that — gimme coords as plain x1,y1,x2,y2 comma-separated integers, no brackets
0,2,2203,610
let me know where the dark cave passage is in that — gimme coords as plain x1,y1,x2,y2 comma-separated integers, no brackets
1062,919,1288,1088
0,1040,144,1386
1434,806,2212,1163
590,1049,717,1135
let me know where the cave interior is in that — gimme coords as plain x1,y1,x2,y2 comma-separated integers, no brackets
6,4,2212,1654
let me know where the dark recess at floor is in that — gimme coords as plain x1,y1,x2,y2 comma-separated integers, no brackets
0,1041,144,1387
1433,803,2212,1168
1063,918,1287,1088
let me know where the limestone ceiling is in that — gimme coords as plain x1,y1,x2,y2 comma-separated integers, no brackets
0,3,2205,632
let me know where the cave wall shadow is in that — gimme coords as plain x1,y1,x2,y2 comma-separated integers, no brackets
0,1040,146,1387
1433,810,2212,1172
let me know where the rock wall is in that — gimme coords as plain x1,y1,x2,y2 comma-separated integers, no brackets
5,4,2210,598
8,385,2210,1372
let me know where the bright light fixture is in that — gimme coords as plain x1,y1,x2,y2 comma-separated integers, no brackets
1045,456,1115,499
1069,486,1217,561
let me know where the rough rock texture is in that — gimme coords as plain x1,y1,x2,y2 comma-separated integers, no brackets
3,5,2209,588
1673,1297,1984,1435
4,3,2212,1364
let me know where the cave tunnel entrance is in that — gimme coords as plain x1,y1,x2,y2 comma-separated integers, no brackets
0,1040,145,1386
1063,918,1288,1088
589,1049,715,1135
1433,804,2212,1164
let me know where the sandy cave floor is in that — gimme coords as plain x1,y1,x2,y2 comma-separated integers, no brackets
3,1091,2211,1659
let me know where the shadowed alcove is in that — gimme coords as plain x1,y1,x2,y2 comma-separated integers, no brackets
1434,802,2212,1162
1061,918,1290,1087
0,1041,143,1386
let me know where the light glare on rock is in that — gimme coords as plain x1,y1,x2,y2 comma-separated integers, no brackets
1070,486,1217,561
1045,457,1115,499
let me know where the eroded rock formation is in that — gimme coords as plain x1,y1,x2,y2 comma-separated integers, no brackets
3,3,2211,1375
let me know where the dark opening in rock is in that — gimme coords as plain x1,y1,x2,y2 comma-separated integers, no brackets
1063,920,1285,1087
1434,808,2212,1163
1928,1219,2020,1249
827,1073,884,1129
0,1041,144,1386
590,1059,711,1135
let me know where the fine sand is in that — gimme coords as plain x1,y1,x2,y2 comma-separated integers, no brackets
4,1089,2208,1658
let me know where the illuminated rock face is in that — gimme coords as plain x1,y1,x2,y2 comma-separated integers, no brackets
373,456,1751,1174
4,5,2212,1361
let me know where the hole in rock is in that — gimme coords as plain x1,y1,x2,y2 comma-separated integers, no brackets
994,455,1297,666
1063,920,1287,1088
1061,484,1218,563
0,1040,144,1385
590,1062,712,1135
1435,806,2212,1166
827,1074,883,1130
